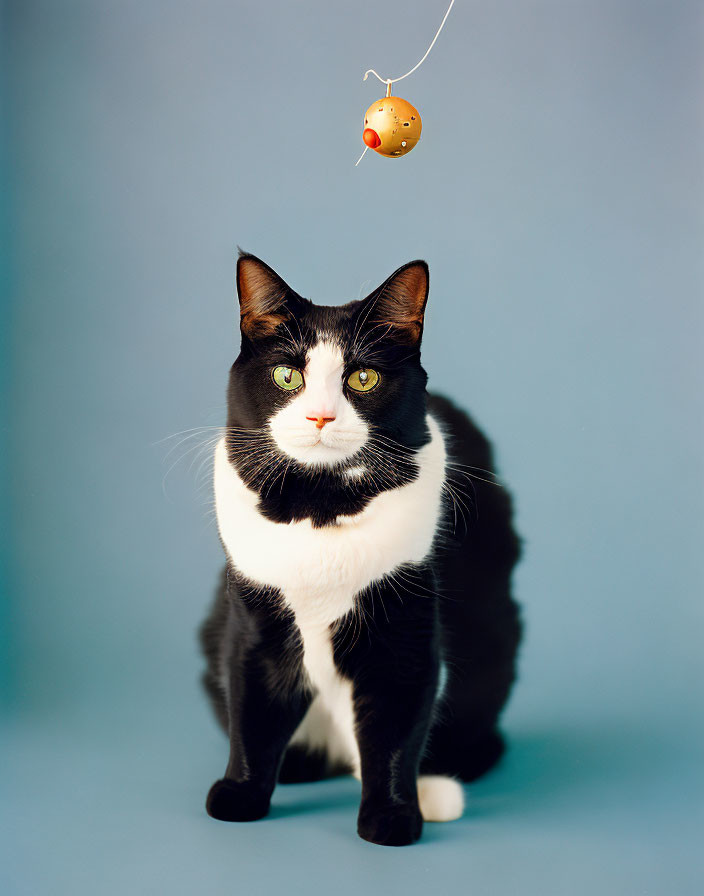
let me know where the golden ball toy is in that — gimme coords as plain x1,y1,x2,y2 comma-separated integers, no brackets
362,92,422,159
355,0,455,165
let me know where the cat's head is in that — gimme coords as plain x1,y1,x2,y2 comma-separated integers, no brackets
226,252,431,481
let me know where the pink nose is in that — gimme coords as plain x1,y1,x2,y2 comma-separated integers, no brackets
306,415,336,431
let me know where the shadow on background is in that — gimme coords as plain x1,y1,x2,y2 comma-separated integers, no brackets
255,720,686,826
467,721,691,819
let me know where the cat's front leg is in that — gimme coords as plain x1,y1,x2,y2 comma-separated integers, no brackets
206,585,310,823
340,578,440,846
354,665,439,846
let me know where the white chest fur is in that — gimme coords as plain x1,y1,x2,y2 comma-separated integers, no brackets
214,414,446,625
213,415,447,772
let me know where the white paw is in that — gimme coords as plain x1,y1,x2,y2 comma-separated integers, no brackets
417,775,465,822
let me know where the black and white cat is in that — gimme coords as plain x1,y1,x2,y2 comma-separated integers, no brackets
200,253,522,846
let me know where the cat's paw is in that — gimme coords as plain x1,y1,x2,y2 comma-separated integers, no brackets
205,778,270,822
357,804,423,847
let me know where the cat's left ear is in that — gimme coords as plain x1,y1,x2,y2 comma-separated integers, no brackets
361,260,429,345
236,253,296,340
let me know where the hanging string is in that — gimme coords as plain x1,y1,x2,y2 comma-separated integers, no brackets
355,146,368,167
362,0,455,88
355,0,455,166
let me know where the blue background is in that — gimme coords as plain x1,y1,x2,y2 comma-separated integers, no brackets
2,1,702,893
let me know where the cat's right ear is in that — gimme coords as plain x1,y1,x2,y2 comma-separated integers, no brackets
236,253,293,340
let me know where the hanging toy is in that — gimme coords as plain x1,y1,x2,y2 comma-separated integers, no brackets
356,0,455,166
362,83,422,159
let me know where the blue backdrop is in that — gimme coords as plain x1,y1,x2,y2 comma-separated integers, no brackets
2,1,702,893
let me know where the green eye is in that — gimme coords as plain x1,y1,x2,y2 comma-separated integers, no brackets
272,366,304,392
347,368,380,393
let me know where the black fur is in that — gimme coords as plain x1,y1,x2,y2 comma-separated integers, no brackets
200,255,522,846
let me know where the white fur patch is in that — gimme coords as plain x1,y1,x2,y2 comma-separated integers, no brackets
417,776,465,822
268,340,368,466
288,655,359,774
214,415,446,624
214,414,447,785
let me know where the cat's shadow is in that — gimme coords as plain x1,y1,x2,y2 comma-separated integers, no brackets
460,722,675,821
270,722,673,827
269,782,361,819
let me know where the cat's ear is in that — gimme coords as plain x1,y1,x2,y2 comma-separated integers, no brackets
236,253,295,339
361,261,429,345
